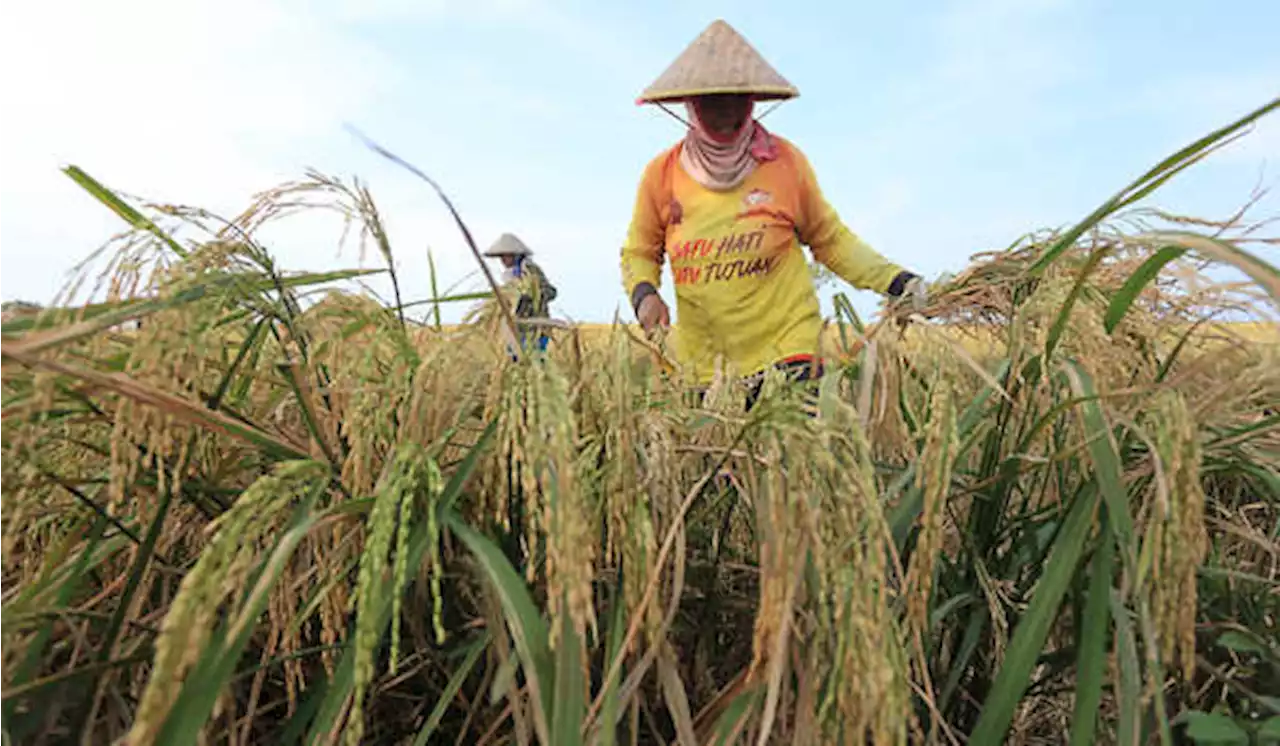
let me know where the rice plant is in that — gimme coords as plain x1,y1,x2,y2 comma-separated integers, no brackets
2,97,1278,745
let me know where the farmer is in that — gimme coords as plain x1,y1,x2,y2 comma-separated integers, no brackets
620,20,927,407
485,233,559,354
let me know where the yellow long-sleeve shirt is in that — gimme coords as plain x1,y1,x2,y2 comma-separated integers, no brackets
620,136,912,384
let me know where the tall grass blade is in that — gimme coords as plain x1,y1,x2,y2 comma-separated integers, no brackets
551,600,586,746
658,645,698,746
1064,361,1136,563
968,484,1100,745
1112,592,1142,746
3,515,110,741
1104,246,1186,333
1,349,309,458
343,126,524,353
150,485,323,745
4,262,376,347
2,269,379,356
444,512,555,740
398,291,495,312
428,249,443,329
706,686,760,746
1029,96,1279,274
593,583,629,746
411,632,489,746
1069,510,1115,746
1138,230,1280,305
63,165,188,257
301,437,491,743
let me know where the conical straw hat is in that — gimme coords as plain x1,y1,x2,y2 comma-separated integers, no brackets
483,233,533,257
638,20,798,104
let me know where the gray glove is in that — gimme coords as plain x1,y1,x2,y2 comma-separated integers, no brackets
904,276,927,313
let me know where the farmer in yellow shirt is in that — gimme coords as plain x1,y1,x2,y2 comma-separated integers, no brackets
620,20,926,406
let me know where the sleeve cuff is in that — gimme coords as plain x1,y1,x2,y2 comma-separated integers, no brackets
886,271,919,298
631,282,658,314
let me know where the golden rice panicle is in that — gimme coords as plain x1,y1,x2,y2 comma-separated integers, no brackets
334,349,392,497
401,329,488,459
743,368,814,679
1,369,62,568
128,460,327,746
103,276,242,512
904,375,957,635
1016,260,1144,387
747,429,798,678
526,356,598,646
425,458,447,644
315,528,353,677
263,577,310,717
599,327,662,647
810,376,910,745
484,352,595,640
492,361,546,582
346,441,439,746
304,297,426,496
1147,389,1208,680
867,333,912,462
477,355,512,526
634,415,672,643
600,327,637,568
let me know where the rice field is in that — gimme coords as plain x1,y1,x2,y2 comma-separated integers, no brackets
2,98,1279,746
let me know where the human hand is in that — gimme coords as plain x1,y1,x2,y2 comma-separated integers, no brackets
636,293,670,332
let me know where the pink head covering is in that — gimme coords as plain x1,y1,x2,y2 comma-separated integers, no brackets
679,97,779,191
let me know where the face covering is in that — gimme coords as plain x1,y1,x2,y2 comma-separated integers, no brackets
678,98,779,191
501,257,524,283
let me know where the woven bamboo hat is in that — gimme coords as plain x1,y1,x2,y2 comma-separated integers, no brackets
637,20,798,104
483,233,533,258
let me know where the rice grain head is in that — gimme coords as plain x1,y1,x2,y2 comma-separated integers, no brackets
904,375,958,636
810,374,911,745
1146,389,1208,680
346,441,441,746
127,459,328,746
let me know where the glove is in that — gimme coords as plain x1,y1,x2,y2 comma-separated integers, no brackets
636,293,670,332
903,276,927,313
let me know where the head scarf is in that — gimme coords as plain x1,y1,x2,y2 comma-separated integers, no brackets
679,98,779,191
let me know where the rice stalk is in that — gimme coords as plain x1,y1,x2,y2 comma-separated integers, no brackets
126,459,328,746
1144,389,1209,681
905,373,958,637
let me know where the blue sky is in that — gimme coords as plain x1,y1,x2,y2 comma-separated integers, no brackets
2,0,1277,323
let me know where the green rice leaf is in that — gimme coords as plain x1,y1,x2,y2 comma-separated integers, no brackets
1173,711,1249,745
1111,592,1142,746
1029,96,1279,275
1104,246,1186,333
63,165,188,258
968,483,1099,745
410,633,489,746
444,512,555,738
1069,509,1114,746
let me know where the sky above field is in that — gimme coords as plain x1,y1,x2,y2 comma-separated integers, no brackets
2,0,1278,324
